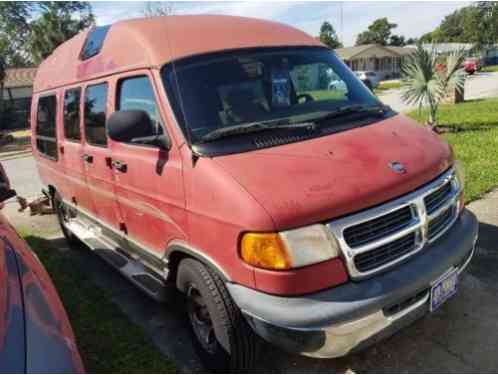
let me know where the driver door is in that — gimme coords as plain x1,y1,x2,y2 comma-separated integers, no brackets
108,71,185,254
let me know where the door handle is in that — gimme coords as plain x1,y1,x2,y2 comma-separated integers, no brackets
82,154,93,163
111,160,127,173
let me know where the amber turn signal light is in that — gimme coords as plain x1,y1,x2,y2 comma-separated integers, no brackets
240,233,292,270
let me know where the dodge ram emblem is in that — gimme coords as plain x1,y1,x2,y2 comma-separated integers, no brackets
389,161,407,174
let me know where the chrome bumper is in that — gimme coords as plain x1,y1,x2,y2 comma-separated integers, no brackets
228,209,478,358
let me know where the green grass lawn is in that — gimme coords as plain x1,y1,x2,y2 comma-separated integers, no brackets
407,98,498,202
374,81,402,94
482,64,498,73
301,90,347,101
21,234,176,374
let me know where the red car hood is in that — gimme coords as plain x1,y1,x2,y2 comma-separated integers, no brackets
214,114,453,230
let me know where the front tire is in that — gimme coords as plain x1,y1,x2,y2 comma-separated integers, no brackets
177,258,259,372
52,192,79,246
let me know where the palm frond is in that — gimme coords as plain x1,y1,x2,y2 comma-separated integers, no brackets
400,44,467,126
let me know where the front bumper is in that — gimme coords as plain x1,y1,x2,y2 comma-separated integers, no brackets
227,209,478,358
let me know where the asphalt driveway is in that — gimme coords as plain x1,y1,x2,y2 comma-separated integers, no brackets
3,156,498,372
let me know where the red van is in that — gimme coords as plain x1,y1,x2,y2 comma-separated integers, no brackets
32,16,478,371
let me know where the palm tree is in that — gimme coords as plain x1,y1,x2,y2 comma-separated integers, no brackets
400,44,467,129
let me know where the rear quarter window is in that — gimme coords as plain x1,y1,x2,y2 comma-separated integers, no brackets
36,95,58,160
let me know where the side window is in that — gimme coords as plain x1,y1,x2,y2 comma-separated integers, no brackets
117,76,163,140
84,83,108,146
36,95,58,159
63,88,81,141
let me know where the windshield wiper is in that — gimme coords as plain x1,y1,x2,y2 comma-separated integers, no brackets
199,119,316,142
312,104,391,124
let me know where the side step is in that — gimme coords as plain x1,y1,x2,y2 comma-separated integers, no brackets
65,219,169,302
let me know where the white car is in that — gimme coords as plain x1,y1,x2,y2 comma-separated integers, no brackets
355,71,380,89
328,79,348,92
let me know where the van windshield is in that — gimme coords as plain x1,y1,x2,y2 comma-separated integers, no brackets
161,47,382,147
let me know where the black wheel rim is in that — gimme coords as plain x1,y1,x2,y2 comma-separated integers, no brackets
186,284,217,354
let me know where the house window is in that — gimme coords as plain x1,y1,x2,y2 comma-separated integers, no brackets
84,83,108,146
36,95,58,159
63,88,81,141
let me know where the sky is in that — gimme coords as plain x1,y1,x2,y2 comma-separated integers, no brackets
90,1,471,47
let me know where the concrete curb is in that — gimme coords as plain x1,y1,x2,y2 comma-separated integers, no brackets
0,150,33,161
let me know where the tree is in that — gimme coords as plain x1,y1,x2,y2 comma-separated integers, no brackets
389,34,406,46
0,55,5,119
319,21,342,49
400,45,466,129
0,2,94,66
420,3,498,47
475,1,498,50
356,18,398,46
29,2,94,64
0,2,32,66
142,2,173,17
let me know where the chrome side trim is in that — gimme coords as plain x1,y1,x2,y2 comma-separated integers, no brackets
62,199,166,270
327,168,460,279
61,199,232,282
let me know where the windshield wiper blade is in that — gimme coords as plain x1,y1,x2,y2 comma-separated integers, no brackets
313,104,391,124
199,119,316,142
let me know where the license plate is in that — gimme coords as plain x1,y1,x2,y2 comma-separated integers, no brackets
430,269,458,312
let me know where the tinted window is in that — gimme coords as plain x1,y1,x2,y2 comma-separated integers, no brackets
36,95,58,159
81,25,111,60
84,83,108,146
162,47,380,144
117,76,163,139
63,88,81,141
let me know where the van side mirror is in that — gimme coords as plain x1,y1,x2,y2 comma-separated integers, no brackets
107,110,171,150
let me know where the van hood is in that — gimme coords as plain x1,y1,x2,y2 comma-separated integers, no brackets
213,114,453,230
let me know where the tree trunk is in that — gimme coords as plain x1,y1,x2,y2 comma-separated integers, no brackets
0,82,4,131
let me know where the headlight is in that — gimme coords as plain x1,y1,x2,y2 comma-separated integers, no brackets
240,225,340,270
454,160,465,213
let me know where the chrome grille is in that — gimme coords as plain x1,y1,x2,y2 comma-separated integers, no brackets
344,206,413,248
354,232,417,272
326,168,461,279
428,206,455,240
424,181,452,214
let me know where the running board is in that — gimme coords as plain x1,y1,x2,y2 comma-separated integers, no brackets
65,219,169,302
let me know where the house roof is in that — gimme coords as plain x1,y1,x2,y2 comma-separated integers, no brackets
3,68,38,89
335,44,378,60
335,44,416,60
34,15,324,93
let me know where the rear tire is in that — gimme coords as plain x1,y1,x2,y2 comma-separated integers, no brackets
52,192,79,246
177,258,259,372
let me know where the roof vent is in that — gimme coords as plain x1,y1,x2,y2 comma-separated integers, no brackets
80,25,111,60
